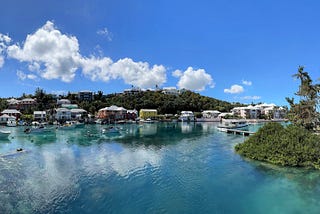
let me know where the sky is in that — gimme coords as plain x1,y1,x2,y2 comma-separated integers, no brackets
1,0,320,106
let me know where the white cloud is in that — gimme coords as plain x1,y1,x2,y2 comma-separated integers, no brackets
97,28,112,41
17,70,26,80
174,67,214,91
242,80,252,86
224,84,244,94
17,70,39,81
172,69,183,77
80,57,167,88
7,21,81,82
241,95,261,100
0,33,12,68
6,21,168,88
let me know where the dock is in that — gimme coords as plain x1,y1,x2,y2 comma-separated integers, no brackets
223,128,255,136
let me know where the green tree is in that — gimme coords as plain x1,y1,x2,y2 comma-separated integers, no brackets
286,66,320,130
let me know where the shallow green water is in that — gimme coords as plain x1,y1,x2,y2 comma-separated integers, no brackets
0,122,319,213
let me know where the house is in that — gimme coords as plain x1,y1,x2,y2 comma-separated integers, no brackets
78,90,94,101
126,109,138,120
202,110,221,118
1,109,21,119
33,111,46,121
231,105,260,119
162,87,180,96
70,109,87,120
55,108,71,121
57,99,71,105
139,109,157,119
7,98,20,109
97,105,127,121
0,114,12,124
18,98,37,111
179,111,195,122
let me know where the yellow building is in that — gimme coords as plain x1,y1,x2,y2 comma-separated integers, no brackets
139,109,157,119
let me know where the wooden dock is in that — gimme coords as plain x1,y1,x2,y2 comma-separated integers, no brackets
224,128,255,136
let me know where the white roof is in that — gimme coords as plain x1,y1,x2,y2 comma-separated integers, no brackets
70,108,87,113
1,109,21,114
34,111,46,114
140,109,157,112
202,110,220,114
22,98,36,101
99,105,127,111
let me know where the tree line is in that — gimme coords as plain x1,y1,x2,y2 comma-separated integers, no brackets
0,89,243,116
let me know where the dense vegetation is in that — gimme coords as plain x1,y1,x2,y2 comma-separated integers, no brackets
2,88,242,115
235,66,320,169
235,122,320,169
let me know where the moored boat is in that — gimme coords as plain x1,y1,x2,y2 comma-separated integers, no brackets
0,129,11,137
217,119,248,132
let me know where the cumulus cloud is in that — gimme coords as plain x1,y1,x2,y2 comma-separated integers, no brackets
174,67,214,91
6,21,168,87
97,27,112,41
0,33,12,68
7,21,80,82
242,80,252,86
224,84,244,94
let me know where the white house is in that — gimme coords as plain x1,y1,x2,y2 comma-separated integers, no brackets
179,111,195,122
57,99,71,105
55,108,71,121
33,111,46,121
1,109,21,119
162,87,180,96
0,114,11,124
70,108,87,120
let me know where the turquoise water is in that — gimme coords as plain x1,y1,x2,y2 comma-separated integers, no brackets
0,122,320,213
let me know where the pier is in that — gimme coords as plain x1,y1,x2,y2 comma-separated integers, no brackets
224,128,255,136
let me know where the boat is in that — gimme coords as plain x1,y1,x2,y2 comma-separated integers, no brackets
217,119,248,132
7,117,17,127
0,129,11,137
24,125,54,134
141,118,155,123
101,126,120,134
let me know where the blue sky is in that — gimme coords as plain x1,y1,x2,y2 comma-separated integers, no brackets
1,0,320,106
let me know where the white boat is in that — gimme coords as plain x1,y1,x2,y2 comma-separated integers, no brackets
141,118,155,123
0,129,11,137
217,119,248,132
7,117,17,127
101,126,120,134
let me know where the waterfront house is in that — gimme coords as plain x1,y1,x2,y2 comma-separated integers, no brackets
179,111,195,122
0,114,11,124
231,105,260,119
1,109,21,119
55,108,71,121
33,111,47,121
97,105,127,121
139,109,157,120
70,108,87,120
126,109,138,120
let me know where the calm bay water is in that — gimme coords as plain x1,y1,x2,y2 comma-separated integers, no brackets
0,122,320,213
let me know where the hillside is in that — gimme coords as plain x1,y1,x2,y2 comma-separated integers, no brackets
98,90,242,114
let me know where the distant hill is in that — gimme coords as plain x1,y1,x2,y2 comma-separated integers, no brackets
100,90,243,114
